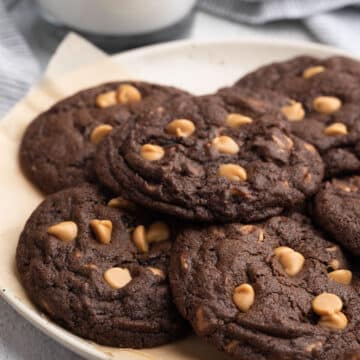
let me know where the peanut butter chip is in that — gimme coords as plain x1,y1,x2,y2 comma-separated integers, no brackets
117,84,142,104
90,219,112,244
195,306,211,334
132,225,148,253
226,113,253,127
319,312,348,331
324,123,348,136
211,136,239,154
147,267,166,279
338,180,358,192
233,283,255,312
47,221,78,242
165,119,195,138
104,267,132,289
305,342,323,353
272,134,294,150
84,263,97,270
140,144,165,161
329,259,340,270
258,229,264,242
132,222,170,253
107,197,135,210
304,143,316,153
146,222,170,243
274,246,305,276
312,293,343,316
274,246,292,257
74,250,82,258
180,254,189,271
326,246,338,252
304,171,312,184
239,225,257,235
90,124,113,145
219,164,247,182
328,270,352,285
281,100,305,121
334,182,353,192
95,91,117,108
313,96,342,114
303,65,325,79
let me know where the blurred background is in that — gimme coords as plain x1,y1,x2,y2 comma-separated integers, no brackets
1,0,360,359
4,0,318,68
3,0,360,117
2,0,360,114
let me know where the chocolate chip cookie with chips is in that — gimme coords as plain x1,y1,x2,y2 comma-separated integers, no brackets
169,214,360,360
16,184,188,348
95,92,324,223
235,56,360,177
313,176,360,256
20,81,189,194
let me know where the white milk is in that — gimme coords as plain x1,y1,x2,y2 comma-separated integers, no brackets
35,0,197,35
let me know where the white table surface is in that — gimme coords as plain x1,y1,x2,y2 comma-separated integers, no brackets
1,2,314,359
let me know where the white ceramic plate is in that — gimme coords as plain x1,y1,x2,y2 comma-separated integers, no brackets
0,38,351,360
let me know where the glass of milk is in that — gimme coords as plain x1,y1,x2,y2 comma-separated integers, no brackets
35,0,197,50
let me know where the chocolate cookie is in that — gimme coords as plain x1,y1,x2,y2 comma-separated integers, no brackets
236,56,360,93
16,184,187,348
20,81,189,194
169,214,360,360
95,92,324,223
313,176,360,256
236,56,360,177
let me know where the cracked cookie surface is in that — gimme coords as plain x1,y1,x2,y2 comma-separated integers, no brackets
20,81,189,194
96,92,324,223
313,176,360,256
235,56,360,177
169,214,360,359
16,184,187,348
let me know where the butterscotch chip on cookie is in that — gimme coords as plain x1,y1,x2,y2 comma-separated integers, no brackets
16,184,187,348
313,176,360,256
236,56,360,177
95,91,324,223
169,214,360,359
20,81,189,194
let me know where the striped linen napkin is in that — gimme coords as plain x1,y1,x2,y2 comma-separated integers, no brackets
199,0,360,54
0,0,39,117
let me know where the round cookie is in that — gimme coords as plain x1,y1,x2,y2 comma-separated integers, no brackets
236,56,360,177
313,176,360,256
16,184,187,348
95,92,324,223
169,214,360,360
20,81,189,194
236,56,360,93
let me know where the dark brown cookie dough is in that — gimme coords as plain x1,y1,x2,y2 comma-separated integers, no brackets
95,92,324,223
235,56,360,177
236,56,360,93
16,184,187,348
169,214,360,360
20,81,189,194
313,176,360,256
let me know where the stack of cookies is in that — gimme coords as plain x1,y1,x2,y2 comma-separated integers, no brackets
16,56,360,359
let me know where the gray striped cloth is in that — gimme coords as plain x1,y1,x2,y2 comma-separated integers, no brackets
199,0,360,53
0,0,39,117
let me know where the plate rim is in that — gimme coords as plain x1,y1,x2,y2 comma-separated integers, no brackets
112,36,353,63
1,36,356,360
